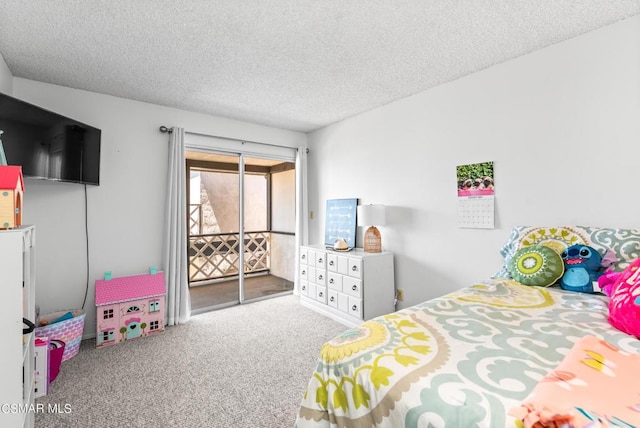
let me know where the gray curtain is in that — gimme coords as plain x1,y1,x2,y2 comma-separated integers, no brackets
294,147,308,295
163,127,191,325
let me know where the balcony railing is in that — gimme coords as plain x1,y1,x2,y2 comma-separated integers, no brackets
188,231,270,283
189,204,203,236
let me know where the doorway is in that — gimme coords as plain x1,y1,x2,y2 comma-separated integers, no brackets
186,150,296,314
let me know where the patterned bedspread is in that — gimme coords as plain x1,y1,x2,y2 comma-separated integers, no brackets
295,278,640,428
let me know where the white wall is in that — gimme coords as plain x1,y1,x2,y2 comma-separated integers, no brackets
12,78,306,337
0,53,12,95
307,15,640,308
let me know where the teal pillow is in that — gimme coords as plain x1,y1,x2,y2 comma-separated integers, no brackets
508,244,564,287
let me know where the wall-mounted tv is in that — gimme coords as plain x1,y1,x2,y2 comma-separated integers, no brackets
0,92,101,186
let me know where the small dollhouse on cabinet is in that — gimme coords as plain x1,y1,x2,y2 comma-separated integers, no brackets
95,269,166,348
0,165,24,229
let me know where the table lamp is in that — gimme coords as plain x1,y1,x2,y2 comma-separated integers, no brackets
357,204,386,253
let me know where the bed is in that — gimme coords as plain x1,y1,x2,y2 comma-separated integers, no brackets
295,226,640,428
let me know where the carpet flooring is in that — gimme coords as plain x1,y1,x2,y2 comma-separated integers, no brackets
34,295,346,428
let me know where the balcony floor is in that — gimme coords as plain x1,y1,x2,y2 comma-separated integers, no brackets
189,274,294,314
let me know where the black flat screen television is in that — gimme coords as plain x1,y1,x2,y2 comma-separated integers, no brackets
0,92,101,185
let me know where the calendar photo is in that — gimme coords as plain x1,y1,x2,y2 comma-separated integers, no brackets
456,161,495,229
456,161,494,196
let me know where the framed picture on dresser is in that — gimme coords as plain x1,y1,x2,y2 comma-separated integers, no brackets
324,198,358,248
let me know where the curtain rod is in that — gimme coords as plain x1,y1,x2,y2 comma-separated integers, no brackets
158,125,304,152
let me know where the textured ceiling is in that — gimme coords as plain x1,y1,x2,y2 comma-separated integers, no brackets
1,1,639,133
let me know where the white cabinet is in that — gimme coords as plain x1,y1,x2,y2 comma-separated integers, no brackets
299,245,395,327
0,226,36,428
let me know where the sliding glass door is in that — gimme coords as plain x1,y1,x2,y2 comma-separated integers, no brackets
186,150,296,314
243,156,296,302
188,152,241,309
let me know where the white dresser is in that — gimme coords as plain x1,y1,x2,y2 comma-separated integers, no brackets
0,225,36,428
299,245,395,327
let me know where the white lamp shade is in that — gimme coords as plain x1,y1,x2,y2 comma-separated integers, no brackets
357,204,386,226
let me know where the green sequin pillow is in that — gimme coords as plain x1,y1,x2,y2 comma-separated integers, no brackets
508,244,565,287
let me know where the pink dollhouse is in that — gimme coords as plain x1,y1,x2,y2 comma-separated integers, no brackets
95,269,166,347
0,165,24,229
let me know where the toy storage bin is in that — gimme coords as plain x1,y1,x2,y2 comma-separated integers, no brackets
35,310,85,362
48,340,65,382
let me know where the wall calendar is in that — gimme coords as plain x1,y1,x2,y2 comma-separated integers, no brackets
456,161,495,229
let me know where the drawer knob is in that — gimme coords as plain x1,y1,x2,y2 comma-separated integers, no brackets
302,285,306,290
352,266,358,272
352,285,357,291
318,258,323,263
329,278,334,284
318,274,323,280
302,270,306,275
301,254,306,259
329,260,334,266
330,296,335,302
352,305,357,311
319,291,323,297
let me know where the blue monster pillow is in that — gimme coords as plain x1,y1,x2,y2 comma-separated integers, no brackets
560,244,604,293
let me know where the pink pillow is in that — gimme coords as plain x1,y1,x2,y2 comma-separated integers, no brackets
607,258,640,338
509,336,640,428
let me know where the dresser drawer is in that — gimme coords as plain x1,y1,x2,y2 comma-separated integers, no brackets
315,268,326,286
327,289,339,308
299,248,309,265
300,264,309,281
347,258,362,279
313,250,326,269
348,296,363,319
343,277,362,298
299,280,308,296
326,253,338,272
327,272,342,291
316,286,327,304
